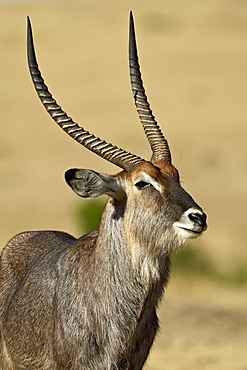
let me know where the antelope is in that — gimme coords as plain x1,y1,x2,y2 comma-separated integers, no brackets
0,12,207,370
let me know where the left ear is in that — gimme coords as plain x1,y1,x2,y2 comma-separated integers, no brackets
65,169,124,199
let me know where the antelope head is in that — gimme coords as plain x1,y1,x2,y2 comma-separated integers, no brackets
27,12,207,260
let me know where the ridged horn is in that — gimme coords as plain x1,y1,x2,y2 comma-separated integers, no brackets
129,11,172,163
27,17,145,173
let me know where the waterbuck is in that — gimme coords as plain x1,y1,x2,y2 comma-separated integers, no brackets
0,12,207,370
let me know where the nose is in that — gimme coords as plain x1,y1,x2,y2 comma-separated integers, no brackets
188,212,207,231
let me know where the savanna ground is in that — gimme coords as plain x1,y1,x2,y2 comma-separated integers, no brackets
0,0,247,368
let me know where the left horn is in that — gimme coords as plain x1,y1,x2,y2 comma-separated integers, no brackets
27,17,145,173
129,11,172,164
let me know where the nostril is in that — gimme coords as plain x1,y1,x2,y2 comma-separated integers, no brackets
188,212,207,228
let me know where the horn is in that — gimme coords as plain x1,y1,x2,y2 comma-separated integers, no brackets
129,11,172,163
27,17,145,173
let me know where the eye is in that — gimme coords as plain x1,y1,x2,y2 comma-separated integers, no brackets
135,181,151,190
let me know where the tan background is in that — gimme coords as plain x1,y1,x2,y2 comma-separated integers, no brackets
0,0,247,369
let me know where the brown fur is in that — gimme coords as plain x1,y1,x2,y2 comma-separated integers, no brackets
0,164,206,369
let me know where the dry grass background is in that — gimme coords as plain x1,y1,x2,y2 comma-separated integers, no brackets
0,0,247,368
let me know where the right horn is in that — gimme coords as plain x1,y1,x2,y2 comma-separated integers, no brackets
129,11,172,164
27,17,145,173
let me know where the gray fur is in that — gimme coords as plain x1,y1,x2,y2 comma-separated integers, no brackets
0,166,206,369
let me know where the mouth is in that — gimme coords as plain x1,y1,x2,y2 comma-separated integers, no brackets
174,221,207,239
178,226,202,234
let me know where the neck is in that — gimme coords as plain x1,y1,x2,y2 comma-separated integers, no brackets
92,198,170,365
62,198,171,367
97,198,167,278
95,197,171,305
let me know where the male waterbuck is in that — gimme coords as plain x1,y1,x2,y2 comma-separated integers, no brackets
0,12,207,370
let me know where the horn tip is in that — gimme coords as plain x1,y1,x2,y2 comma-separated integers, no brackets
129,11,134,30
27,16,31,29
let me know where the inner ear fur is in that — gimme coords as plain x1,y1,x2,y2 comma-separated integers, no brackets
65,169,124,199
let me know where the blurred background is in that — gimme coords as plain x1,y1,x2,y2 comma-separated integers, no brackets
1,0,247,368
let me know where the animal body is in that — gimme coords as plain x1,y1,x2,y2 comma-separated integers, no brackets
0,13,207,370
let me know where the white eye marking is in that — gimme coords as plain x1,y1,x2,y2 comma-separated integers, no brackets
135,181,151,190
135,173,163,193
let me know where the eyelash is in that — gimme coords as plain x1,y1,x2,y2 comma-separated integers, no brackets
135,181,151,190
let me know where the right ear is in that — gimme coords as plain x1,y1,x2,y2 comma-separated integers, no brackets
65,169,124,199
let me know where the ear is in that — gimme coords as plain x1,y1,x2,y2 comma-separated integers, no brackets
65,169,124,199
